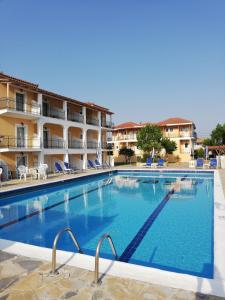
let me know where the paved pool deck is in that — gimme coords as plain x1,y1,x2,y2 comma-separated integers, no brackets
0,167,225,299
0,250,224,300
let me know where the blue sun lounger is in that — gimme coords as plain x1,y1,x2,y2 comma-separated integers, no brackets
196,158,204,168
210,158,217,168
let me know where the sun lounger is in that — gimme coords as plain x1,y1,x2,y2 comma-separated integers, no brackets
88,160,97,169
95,159,104,169
55,162,64,174
157,158,165,167
196,158,204,168
145,157,153,167
210,158,217,168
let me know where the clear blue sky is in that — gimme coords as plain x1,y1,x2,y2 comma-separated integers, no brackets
0,0,224,137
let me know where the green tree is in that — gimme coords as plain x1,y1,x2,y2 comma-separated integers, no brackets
119,147,134,164
194,148,205,158
161,138,177,154
211,124,225,145
203,123,225,146
203,138,213,147
137,124,163,155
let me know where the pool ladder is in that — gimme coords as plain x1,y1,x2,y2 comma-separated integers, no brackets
50,228,118,284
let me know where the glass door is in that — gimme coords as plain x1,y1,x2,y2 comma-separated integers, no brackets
16,93,24,112
43,129,49,148
17,125,26,147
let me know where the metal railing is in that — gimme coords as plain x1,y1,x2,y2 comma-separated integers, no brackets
113,134,137,141
101,142,108,149
67,111,84,123
87,141,98,149
101,120,113,128
43,106,65,120
0,136,40,149
0,97,41,115
94,234,118,284
43,138,65,149
86,117,99,126
51,228,82,275
68,140,83,149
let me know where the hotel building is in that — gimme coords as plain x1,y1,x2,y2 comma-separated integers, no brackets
0,73,113,178
108,118,196,163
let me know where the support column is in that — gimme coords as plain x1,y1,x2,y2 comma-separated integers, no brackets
37,120,44,165
37,93,43,115
97,112,102,164
63,125,69,163
82,128,87,170
82,106,86,124
83,153,87,170
63,101,67,121
6,83,10,98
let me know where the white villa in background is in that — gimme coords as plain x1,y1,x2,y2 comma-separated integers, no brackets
108,118,197,163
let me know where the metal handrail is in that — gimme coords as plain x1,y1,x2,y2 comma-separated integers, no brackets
94,233,118,284
51,227,82,275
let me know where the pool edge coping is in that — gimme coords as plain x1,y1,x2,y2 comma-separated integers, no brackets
0,168,225,297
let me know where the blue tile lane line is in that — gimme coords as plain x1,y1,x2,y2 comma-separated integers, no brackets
119,176,187,263
0,180,113,231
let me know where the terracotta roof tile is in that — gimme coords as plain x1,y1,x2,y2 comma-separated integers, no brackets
157,117,194,126
113,122,141,130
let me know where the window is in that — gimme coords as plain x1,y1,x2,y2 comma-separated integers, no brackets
80,155,83,160
185,143,189,148
166,128,173,132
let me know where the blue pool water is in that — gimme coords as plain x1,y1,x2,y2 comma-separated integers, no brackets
0,170,214,278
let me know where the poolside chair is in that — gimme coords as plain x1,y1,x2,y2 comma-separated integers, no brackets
95,159,103,169
210,158,217,169
17,165,28,180
196,158,204,168
88,160,96,169
38,164,48,180
157,158,165,168
64,162,78,173
145,157,153,167
54,162,64,174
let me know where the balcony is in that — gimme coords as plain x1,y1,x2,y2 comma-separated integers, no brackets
43,107,65,120
43,138,64,149
87,141,98,149
0,98,41,118
0,136,40,150
86,117,99,126
68,139,83,149
67,111,84,123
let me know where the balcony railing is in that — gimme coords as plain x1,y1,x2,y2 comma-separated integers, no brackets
113,135,137,141
43,138,65,148
86,117,99,126
67,111,84,123
43,107,65,120
0,136,40,149
0,98,41,115
68,140,83,149
101,142,108,149
87,141,98,149
101,120,113,128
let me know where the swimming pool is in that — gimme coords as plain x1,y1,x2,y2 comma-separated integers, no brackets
0,170,214,279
